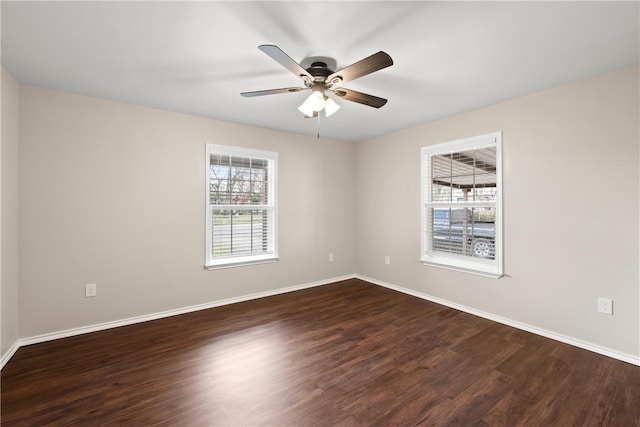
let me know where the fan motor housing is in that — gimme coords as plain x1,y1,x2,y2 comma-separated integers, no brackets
305,61,331,84
303,61,344,89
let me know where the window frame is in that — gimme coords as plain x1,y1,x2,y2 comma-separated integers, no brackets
205,144,278,269
420,132,503,278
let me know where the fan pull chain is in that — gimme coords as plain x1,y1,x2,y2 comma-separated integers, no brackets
317,112,321,139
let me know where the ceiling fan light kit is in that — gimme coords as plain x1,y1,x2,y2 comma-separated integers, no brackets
241,44,393,123
297,89,340,117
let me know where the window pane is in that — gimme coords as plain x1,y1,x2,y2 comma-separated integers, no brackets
209,156,269,206
472,186,497,202
209,160,231,205
211,209,272,258
250,165,266,205
431,207,496,259
431,147,497,203
431,153,453,202
229,156,248,205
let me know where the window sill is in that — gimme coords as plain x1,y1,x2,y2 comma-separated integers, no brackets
420,258,503,279
205,255,279,270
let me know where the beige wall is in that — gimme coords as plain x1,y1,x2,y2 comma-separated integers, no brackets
356,65,639,358
18,86,356,338
8,64,640,363
1,68,21,359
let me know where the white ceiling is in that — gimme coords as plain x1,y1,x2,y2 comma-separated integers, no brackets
2,1,638,142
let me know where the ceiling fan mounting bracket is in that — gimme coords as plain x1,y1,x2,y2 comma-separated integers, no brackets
306,61,334,86
310,61,329,69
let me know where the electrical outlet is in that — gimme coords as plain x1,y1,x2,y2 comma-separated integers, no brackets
598,297,613,315
328,253,334,262
384,256,391,266
85,283,97,298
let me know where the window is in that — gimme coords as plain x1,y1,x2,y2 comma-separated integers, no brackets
205,144,277,269
421,132,502,277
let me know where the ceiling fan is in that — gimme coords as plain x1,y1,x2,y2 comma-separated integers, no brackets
241,45,393,118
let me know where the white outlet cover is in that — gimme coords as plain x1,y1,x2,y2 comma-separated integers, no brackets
598,297,613,315
85,283,97,298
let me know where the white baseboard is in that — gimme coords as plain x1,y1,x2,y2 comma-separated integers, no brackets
0,341,21,370
4,273,638,369
3,274,356,369
356,274,640,366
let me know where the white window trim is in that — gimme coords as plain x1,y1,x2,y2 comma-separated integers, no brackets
205,144,278,270
420,132,503,278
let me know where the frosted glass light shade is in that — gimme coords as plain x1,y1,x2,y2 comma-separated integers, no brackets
308,91,325,112
298,100,315,116
324,96,340,117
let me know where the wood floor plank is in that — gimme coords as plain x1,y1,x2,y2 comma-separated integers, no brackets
2,278,638,426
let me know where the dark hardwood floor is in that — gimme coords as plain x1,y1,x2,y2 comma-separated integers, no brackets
2,279,639,426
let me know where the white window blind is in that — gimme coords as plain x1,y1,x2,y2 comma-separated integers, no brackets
421,132,502,277
206,144,278,269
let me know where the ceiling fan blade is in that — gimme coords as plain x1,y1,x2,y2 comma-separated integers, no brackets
241,87,306,97
331,88,388,108
326,51,393,87
258,45,314,82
